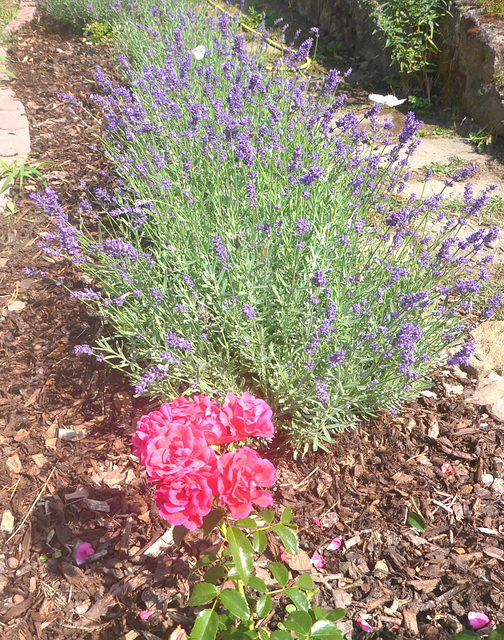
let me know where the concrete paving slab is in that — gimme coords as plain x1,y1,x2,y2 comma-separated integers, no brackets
0,128,30,157
0,109,28,131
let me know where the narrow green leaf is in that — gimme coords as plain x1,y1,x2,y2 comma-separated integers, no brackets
226,526,254,586
203,565,226,584
407,511,426,533
296,574,313,591
258,509,274,524
284,611,312,638
202,509,225,536
234,517,257,529
284,587,310,612
188,582,218,606
256,594,272,618
280,506,293,524
274,524,298,555
310,620,344,640
248,575,267,593
190,609,218,640
252,530,267,554
219,589,250,621
268,561,289,587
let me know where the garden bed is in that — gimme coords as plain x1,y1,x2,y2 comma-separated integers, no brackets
1,10,504,640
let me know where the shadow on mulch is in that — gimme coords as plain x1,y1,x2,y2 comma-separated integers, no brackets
0,11,503,640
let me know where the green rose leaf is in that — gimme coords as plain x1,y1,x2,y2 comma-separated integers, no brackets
219,589,250,621
268,561,289,587
258,509,274,524
258,630,269,640
203,565,226,584
252,530,267,554
284,611,312,638
188,582,218,606
488,624,504,640
225,526,254,586
202,509,225,536
271,631,293,640
284,587,310,612
274,524,298,555
234,517,257,529
452,633,480,640
280,506,293,524
296,574,313,591
312,607,346,622
248,575,267,593
256,594,272,618
310,620,344,640
190,609,218,640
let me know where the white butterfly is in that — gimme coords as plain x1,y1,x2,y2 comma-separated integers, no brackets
191,45,207,61
368,93,407,107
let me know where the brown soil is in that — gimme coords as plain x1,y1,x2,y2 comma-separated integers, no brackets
1,12,504,640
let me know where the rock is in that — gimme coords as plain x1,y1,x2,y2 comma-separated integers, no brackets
465,321,504,379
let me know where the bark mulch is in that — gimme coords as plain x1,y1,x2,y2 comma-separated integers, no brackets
1,13,504,640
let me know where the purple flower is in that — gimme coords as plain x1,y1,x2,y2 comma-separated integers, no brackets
74,344,93,355
314,379,329,403
165,332,192,352
329,350,346,367
311,270,326,287
242,304,256,320
294,218,310,235
212,235,230,270
447,341,475,367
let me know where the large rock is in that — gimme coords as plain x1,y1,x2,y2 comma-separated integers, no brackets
465,321,504,379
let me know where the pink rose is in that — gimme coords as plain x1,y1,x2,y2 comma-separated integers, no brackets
154,470,215,530
143,423,217,481
222,392,274,441
217,447,276,519
184,395,231,445
132,403,187,463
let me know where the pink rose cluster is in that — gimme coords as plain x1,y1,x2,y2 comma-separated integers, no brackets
132,392,276,530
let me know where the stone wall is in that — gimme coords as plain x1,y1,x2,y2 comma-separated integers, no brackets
276,0,504,136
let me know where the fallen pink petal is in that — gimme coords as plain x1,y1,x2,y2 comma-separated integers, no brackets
74,542,94,566
140,610,153,620
310,553,324,569
312,517,322,527
441,462,452,475
468,611,490,630
327,537,342,551
356,615,373,633
279,546,287,562
169,625,188,640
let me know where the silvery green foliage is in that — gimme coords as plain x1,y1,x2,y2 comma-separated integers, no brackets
36,0,500,451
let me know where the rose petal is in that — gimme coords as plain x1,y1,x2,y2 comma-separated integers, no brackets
74,542,94,566
312,517,322,527
441,462,452,475
468,611,490,630
140,610,152,620
356,615,373,633
310,554,324,569
326,537,342,551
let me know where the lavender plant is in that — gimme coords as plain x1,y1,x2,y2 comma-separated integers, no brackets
36,0,501,452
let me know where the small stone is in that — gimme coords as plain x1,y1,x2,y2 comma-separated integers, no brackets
8,557,19,569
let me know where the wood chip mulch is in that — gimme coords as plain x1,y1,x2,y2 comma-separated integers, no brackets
0,13,503,640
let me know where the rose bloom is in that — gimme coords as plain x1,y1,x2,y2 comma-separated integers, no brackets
222,392,274,441
154,470,216,530
177,395,231,445
132,403,187,464
143,423,217,481
217,446,276,519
